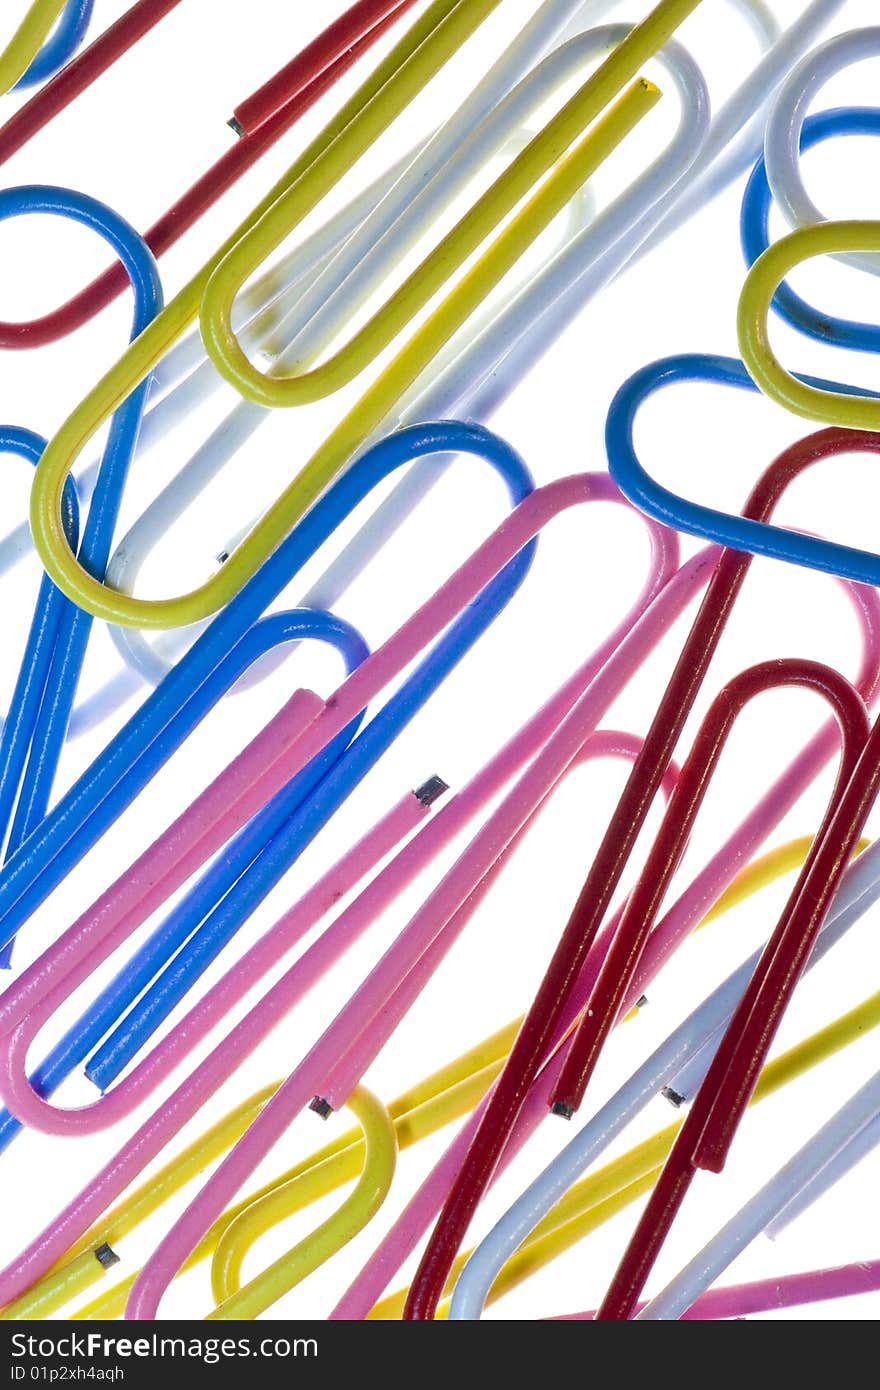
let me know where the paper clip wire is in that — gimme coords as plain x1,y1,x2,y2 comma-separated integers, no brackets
44,842,862,1324
430,970,880,1320
0,0,68,94
3,1021,513,1319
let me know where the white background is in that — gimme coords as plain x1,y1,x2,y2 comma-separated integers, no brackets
0,0,879,1321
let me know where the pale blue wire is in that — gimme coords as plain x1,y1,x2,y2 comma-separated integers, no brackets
448,836,880,1319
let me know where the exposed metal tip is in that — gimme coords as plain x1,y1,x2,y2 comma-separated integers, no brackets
635,994,649,1008
414,774,450,808
309,1095,333,1119
227,116,245,137
216,550,230,565
94,1242,120,1270
662,1086,684,1109
551,1100,574,1120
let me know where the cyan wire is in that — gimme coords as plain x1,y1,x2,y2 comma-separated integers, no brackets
0,186,161,969
13,0,94,89
0,421,532,980
0,428,79,850
447,833,880,1319
0,605,368,1156
605,352,880,585
740,105,880,352
86,502,534,1090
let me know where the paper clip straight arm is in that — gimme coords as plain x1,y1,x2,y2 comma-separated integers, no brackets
638,1063,880,1320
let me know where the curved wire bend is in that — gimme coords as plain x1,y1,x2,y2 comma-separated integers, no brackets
738,221,880,428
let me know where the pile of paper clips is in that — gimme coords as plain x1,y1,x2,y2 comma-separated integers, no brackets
0,0,879,1325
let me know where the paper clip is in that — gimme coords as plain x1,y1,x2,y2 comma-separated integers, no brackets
398,426,880,1318
0,0,423,347
27,0,691,630
0,419,529,1150
0,466,671,1139
0,421,531,1137
443,832,879,1319
589,679,871,1317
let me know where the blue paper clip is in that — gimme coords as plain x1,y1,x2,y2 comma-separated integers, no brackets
0,420,533,1151
606,352,880,584
0,185,160,968
740,105,880,353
